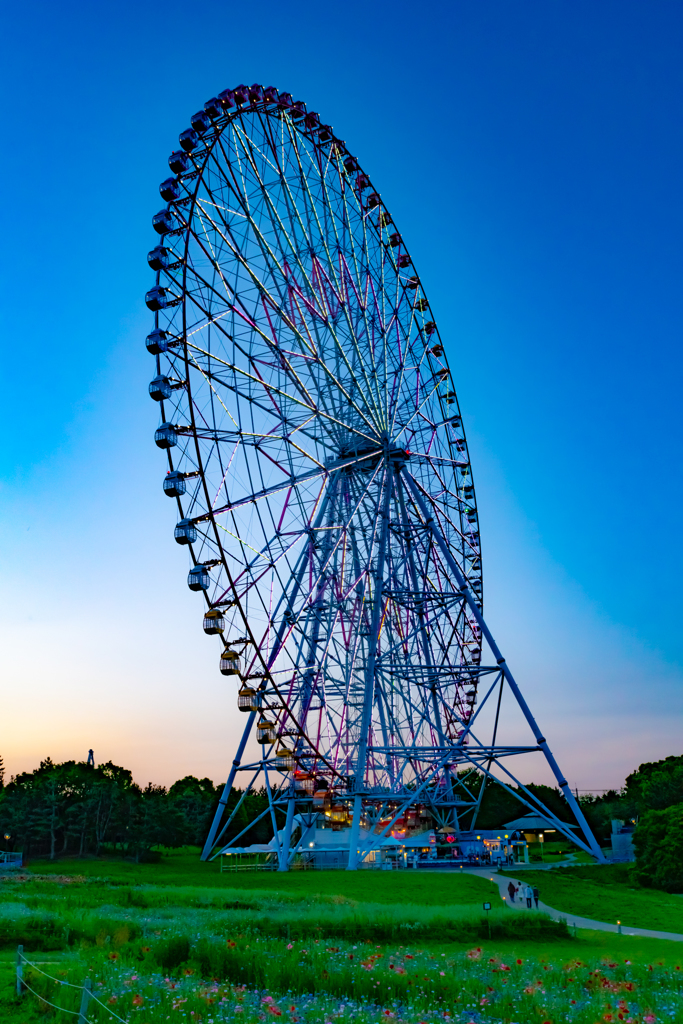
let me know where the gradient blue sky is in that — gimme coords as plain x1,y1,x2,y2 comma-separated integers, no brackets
1,0,682,790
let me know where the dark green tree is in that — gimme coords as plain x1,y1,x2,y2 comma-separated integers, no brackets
91,762,136,855
626,755,683,811
168,776,217,846
632,804,683,892
125,784,185,862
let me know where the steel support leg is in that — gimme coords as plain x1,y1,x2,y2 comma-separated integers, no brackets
201,710,257,860
402,469,605,862
347,464,393,869
278,794,296,871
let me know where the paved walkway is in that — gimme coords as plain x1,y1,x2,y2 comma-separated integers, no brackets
463,867,683,943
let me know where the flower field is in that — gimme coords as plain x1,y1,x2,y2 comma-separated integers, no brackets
12,936,683,1023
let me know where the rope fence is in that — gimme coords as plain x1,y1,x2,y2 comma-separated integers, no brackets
16,945,128,1023
17,977,81,1015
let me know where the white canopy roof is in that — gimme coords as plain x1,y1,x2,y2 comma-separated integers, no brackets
504,814,577,830
401,830,436,848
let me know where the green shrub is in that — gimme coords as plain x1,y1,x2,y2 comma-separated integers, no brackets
0,912,67,951
633,803,683,892
154,934,192,970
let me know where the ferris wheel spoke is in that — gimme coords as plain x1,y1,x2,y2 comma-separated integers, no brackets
187,347,377,448
187,209,322,382
194,194,317,351
189,194,305,335
331,241,389,420
278,124,387,426
308,169,387,422
388,344,436,439
197,449,382,525
226,124,322,296
283,474,384,635
390,381,451,446
209,128,335,343
403,481,479,570
282,275,385,431
226,460,383,641
261,482,342,673
279,231,386,432
191,192,384,440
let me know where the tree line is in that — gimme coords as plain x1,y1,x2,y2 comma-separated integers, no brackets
0,757,275,862
1,752,680,889
589,753,683,892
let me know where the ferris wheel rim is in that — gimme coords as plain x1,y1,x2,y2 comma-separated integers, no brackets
163,93,479,555
149,84,484,784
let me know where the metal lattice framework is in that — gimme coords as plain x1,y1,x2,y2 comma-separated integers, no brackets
146,83,604,869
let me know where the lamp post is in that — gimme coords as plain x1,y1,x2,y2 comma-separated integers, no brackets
483,902,491,939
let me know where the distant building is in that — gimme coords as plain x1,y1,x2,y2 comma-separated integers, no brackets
217,816,422,870
610,819,636,863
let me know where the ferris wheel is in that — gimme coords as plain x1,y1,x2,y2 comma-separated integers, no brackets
146,83,603,868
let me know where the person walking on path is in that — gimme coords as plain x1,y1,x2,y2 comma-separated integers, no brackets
533,886,539,909
524,884,533,909
507,881,516,903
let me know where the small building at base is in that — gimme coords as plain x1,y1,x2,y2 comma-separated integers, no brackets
452,830,523,865
610,819,636,863
217,817,435,869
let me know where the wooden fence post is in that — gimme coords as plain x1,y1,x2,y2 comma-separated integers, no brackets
78,978,92,1023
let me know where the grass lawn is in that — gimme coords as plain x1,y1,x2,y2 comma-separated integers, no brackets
501,864,683,933
4,851,683,1022
195,868,498,906
27,848,497,906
